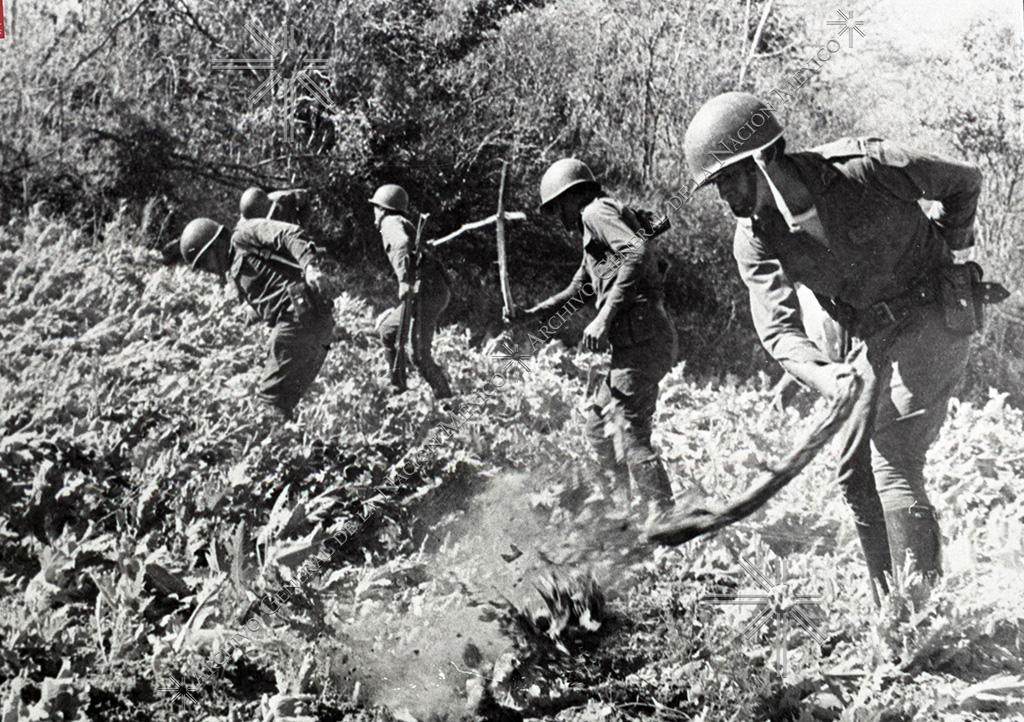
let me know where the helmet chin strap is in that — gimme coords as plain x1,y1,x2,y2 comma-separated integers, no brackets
753,151,802,233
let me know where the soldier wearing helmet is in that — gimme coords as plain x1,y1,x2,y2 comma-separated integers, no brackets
370,184,453,399
509,158,688,532
240,187,312,227
179,216,336,418
685,91,990,602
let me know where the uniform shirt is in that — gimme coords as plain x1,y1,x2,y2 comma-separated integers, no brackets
734,136,982,373
379,214,447,292
230,218,320,326
267,189,311,226
561,197,666,315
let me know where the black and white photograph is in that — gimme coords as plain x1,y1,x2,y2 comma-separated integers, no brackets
1,0,1023,720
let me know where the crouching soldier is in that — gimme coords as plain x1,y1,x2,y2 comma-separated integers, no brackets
179,217,336,418
509,159,682,529
369,184,454,399
240,187,312,227
684,92,1005,601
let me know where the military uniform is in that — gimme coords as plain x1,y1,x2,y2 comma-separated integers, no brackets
541,197,678,510
230,218,335,416
733,137,982,593
376,214,453,398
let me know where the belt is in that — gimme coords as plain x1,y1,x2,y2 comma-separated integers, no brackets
852,280,938,339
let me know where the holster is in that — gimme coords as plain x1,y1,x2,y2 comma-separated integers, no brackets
852,263,1009,339
938,262,1010,335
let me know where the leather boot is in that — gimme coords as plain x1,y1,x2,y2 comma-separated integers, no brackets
631,457,675,512
884,504,942,599
420,364,453,399
854,521,892,606
588,439,630,506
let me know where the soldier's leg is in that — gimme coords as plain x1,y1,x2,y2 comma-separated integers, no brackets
610,367,675,513
411,285,453,399
834,341,892,604
377,305,406,391
258,312,335,417
871,308,970,586
582,376,631,503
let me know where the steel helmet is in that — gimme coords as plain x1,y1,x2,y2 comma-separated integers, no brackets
180,218,226,269
368,184,409,214
684,92,784,187
539,158,599,210
240,187,271,219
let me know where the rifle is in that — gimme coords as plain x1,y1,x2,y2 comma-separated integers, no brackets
391,213,429,391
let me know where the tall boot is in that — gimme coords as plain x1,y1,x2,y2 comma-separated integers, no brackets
588,438,630,506
884,504,942,600
631,457,675,514
854,521,892,606
419,361,453,399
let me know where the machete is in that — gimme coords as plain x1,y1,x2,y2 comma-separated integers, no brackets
647,372,863,546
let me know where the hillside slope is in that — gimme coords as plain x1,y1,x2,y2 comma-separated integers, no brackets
1,214,1023,721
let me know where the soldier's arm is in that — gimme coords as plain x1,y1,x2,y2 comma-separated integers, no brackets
734,221,841,396
582,201,645,322
254,220,319,268
865,141,982,249
530,261,588,314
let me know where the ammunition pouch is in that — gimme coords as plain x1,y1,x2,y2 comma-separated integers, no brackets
285,281,320,324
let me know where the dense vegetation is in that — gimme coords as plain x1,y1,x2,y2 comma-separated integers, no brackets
2,0,1023,720
1,206,1023,721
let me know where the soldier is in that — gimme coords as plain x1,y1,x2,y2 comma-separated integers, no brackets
369,184,454,399
240,187,312,227
179,216,336,418
509,159,682,530
684,91,992,601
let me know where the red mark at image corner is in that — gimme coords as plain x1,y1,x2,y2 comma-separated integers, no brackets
0,0,5,38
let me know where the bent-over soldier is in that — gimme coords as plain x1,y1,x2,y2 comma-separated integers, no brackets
510,159,682,529
370,184,453,399
685,91,998,602
180,217,335,418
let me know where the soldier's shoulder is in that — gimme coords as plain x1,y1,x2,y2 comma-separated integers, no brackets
809,136,911,168
233,218,297,241
380,214,413,240
581,196,626,229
